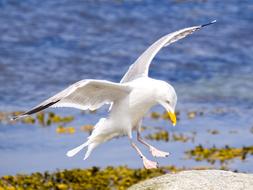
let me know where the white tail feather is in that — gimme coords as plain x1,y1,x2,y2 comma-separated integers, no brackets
83,143,98,160
66,142,88,157
67,118,107,159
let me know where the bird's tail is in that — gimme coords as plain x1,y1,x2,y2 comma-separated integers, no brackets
83,142,99,160
66,118,107,159
66,141,99,160
66,141,89,157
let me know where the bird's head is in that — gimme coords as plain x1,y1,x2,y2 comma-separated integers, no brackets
156,81,177,126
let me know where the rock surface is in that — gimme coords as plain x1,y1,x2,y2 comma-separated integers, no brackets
128,170,253,190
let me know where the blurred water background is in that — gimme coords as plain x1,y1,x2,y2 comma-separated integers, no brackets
0,0,253,176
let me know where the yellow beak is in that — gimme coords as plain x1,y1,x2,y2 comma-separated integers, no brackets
168,112,177,126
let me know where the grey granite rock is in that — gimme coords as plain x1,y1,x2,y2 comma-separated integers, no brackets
128,170,253,190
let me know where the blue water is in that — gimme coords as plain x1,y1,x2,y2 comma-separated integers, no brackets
0,0,253,175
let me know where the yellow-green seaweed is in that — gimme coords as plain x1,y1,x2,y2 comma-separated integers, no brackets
0,166,213,190
56,126,76,134
186,145,253,164
145,131,192,143
146,130,169,142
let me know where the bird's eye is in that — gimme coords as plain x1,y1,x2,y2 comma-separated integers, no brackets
166,100,170,104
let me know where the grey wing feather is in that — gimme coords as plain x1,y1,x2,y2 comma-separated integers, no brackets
13,80,132,120
121,20,216,83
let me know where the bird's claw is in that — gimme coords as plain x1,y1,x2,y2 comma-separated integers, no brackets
150,146,170,158
142,157,158,169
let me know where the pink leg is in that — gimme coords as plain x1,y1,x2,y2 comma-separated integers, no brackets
137,131,170,158
130,139,158,169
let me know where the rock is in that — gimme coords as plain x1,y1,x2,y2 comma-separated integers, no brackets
128,170,253,190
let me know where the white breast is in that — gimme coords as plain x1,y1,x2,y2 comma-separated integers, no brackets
127,77,158,127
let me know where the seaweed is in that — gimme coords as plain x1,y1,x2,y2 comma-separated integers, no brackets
186,145,253,164
145,131,193,142
56,126,76,134
0,166,212,190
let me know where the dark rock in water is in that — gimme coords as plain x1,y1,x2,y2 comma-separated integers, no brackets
128,170,253,190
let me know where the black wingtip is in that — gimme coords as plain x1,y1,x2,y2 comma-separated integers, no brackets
201,20,217,27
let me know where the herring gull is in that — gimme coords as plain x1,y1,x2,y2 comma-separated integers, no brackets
13,20,216,169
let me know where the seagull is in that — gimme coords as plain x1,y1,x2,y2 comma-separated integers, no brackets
13,20,216,169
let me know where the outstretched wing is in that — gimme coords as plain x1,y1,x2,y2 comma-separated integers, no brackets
121,20,216,83
13,80,132,120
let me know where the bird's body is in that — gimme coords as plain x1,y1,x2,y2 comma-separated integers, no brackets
90,78,172,139
14,20,216,169
126,77,162,128
74,77,175,161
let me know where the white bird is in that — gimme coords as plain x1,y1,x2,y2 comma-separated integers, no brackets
13,20,216,169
